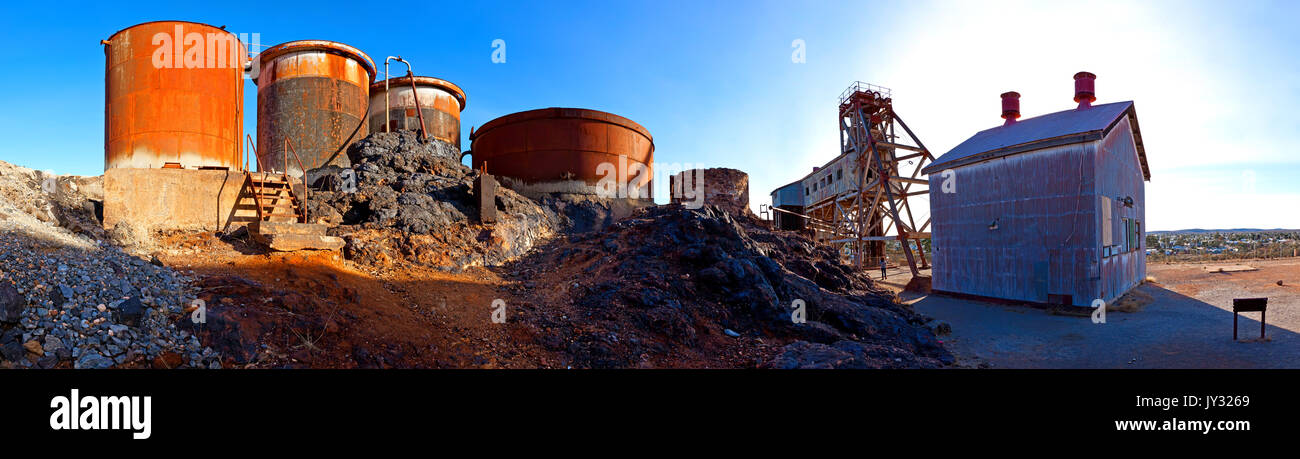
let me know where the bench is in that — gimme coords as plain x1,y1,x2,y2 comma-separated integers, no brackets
1232,298,1267,341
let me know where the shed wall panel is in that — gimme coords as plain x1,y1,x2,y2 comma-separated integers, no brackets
930,142,1100,306
1096,116,1147,304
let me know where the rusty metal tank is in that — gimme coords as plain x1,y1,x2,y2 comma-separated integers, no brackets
255,40,375,176
103,21,246,170
368,76,466,148
469,108,654,199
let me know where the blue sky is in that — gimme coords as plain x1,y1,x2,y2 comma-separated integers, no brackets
1,0,1297,230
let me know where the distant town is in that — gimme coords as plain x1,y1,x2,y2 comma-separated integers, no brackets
1146,229,1300,262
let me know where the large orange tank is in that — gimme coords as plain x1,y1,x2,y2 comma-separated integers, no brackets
255,40,375,176
368,76,466,149
103,21,246,170
469,108,654,199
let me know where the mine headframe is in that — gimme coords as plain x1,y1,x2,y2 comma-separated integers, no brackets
833,82,934,276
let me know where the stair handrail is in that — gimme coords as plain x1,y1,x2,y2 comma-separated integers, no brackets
245,134,266,222
284,138,310,223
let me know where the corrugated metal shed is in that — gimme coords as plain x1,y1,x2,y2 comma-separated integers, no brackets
924,101,1150,180
770,179,803,207
926,99,1150,308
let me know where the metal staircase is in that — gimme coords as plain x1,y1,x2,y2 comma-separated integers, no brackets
241,136,344,251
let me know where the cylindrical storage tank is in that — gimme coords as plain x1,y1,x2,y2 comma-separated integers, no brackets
368,76,466,149
469,108,654,199
255,40,375,176
103,21,245,170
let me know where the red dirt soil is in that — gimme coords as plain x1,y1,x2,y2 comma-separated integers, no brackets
156,232,556,368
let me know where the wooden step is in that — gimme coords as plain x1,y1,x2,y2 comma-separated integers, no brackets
258,201,299,208
235,202,300,210
243,172,306,226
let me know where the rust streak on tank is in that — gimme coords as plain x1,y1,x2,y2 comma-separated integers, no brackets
255,40,376,176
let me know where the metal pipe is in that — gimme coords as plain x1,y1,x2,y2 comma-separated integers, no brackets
384,57,396,133
384,56,404,134
383,56,428,140
407,70,429,141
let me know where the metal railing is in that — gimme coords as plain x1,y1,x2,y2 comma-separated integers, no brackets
838,81,893,104
244,134,267,222
242,135,310,224
284,138,309,223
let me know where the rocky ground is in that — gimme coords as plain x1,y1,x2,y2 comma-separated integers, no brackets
501,205,954,369
0,135,953,369
306,131,560,273
0,160,215,369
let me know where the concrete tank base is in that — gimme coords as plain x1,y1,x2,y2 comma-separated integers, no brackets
103,168,287,233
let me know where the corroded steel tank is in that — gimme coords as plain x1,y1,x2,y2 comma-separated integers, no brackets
103,21,246,170
368,76,466,148
255,40,375,175
469,108,654,198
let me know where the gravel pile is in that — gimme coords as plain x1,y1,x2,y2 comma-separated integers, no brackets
0,237,216,369
0,160,104,249
0,160,214,369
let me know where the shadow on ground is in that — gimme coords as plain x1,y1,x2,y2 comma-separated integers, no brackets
911,283,1299,369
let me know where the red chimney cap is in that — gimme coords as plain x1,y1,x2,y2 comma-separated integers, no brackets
1074,71,1097,107
1000,91,1021,125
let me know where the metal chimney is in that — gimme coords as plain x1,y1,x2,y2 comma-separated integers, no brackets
1074,71,1096,109
1000,91,1020,126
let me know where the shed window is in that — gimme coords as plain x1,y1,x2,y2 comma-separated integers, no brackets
1121,218,1131,252
1101,197,1113,246
837,168,843,181
1127,219,1140,252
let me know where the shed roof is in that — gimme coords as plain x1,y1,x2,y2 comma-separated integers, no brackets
923,101,1149,180
771,178,803,196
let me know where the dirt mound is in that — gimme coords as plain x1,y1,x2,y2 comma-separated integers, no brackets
501,204,953,368
306,131,560,272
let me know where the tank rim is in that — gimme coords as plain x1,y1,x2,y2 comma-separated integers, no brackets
257,40,377,83
471,107,652,142
370,76,467,111
105,20,242,44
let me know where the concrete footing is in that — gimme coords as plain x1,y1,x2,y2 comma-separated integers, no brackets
102,168,261,233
